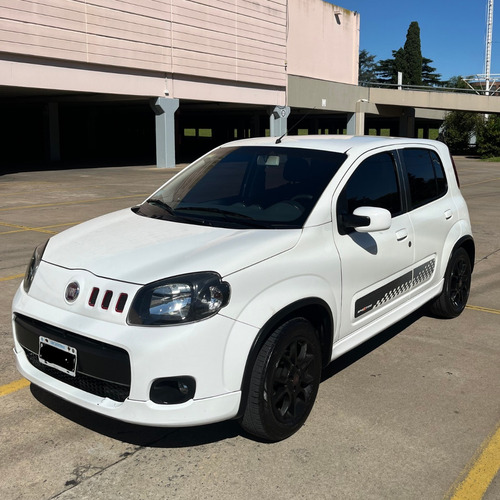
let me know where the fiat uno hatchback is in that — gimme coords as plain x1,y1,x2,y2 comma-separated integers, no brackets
13,136,474,441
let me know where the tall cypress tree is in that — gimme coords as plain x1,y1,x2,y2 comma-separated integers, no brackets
374,22,440,86
403,22,423,85
393,48,408,83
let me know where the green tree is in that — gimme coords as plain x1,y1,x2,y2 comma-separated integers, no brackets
403,21,423,85
444,75,469,90
358,49,378,84
440,111,482,154
439,76,482,154
374,23,440,86
422,57,442,86
375,55,396,83
477,115,500,157
393,48,408,83
376,49,407,84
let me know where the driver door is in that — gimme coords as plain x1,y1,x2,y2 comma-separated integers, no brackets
333,150,415,339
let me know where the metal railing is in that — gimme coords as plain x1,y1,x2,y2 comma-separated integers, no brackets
359,80,500,96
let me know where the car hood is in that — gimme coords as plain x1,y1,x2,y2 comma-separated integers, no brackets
43,208,301,284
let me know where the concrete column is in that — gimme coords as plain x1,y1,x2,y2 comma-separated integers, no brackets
269,106,290,137
346,113,356,135
347,100,368,135
150,97,179,168
399,107,416,138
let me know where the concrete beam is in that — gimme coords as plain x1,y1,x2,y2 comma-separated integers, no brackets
288,75,500,116
368,87,500,114
288,75,367,113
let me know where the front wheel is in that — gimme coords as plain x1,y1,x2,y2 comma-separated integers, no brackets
240,318,322,442
429,247,472,318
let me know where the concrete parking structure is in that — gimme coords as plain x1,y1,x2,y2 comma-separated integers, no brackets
0,157,499,499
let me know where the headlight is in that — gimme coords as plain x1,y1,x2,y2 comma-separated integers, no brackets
128,272,230,326
23,240,48,294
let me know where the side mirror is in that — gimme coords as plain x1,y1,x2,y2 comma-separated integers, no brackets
352,206,392,232
342,206,392,233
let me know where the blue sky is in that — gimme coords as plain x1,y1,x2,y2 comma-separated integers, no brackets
329,0,497,80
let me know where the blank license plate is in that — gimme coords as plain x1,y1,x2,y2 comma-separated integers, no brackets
39,337,77,377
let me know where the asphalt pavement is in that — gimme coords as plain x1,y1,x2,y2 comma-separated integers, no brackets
0,157,498,500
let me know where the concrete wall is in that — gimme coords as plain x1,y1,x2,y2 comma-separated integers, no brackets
0,0,362,105
0,0,363,166
0,0,171,71
0,0,289,104
287,1,359,85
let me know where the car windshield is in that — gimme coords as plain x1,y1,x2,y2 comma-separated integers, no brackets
137,146,347,229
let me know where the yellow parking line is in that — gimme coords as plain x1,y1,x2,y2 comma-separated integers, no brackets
0,273,24,282
466,305,500,315
0,378,30,397
446,423,500,500
0,221,82,235
0,223,58,235
0,194,148,212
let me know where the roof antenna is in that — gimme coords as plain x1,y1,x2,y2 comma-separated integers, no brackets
275,108,316,144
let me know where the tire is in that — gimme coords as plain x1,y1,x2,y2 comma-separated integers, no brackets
429,247,472,318
240,318,322,442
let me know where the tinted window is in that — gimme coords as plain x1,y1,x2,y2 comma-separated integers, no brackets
402,149,448,209
140,146,346,229
431,151,448,195
340,152,402,217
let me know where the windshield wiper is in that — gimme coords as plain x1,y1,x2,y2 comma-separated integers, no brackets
145,199,213,225
176,206,268,228
147,198,176,214
176,206,251,218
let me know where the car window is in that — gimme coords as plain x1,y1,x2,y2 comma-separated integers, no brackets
141,146,347,229
338,151,402,218
401,148,448,209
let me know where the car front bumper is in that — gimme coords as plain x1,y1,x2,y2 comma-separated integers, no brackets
11,267,248,427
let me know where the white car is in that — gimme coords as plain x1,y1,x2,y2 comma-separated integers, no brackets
12,135,474,441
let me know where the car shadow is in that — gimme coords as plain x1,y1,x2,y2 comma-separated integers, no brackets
30,384,242,448
30,307,427,447
321,308,426,382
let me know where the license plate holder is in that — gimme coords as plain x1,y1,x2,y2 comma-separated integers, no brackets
39,337,77,377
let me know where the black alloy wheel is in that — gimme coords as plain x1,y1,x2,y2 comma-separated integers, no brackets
241,317,322,442
430,247,472,318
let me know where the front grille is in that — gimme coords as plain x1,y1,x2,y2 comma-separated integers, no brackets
15,314,131,402
24,350,130,402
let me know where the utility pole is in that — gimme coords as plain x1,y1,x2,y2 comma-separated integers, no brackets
463,0,498,100
485,0,494,96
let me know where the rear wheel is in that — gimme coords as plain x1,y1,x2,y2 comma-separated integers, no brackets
240,318,322,442
429,247,471,318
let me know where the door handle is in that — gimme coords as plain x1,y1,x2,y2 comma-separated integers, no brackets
444,209,453,220
396,229,408,241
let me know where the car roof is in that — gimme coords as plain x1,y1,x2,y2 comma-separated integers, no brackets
222,135,445,156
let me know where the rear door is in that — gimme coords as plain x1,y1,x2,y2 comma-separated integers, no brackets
333,149,415,339
397,147,457,293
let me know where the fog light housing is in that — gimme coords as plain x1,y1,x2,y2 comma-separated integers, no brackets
150,377,196,404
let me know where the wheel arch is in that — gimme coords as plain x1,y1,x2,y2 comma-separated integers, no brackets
437,221,475,280
235,297,333,419
454,235,475,272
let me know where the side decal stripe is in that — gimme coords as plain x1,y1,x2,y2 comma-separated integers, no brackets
354,258,436,318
